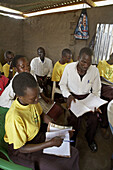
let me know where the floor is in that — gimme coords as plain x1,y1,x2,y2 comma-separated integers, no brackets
57,109,113,170
76,121,113,170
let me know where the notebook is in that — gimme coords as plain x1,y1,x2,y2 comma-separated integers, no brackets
46,102,64,121
43,122,72,157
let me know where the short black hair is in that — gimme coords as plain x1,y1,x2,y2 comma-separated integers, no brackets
12,55,26,67
62,48,72,57
12,72,37,96
79,47,93,58
4,51,14,60
37,47,45,52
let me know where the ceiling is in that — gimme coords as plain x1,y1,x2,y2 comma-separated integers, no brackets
0,0,106,13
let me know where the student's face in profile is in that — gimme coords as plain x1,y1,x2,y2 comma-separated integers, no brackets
15,58,30,73
78,53,92,72
37,48,45,61
19,87,39,105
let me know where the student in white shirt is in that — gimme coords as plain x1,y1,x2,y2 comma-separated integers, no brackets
30,47,53,96
0,55,52,110
59,47,101,152
107,100,113,169
107,100,113,134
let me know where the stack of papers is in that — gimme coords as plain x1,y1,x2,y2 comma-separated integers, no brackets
43,123,72,157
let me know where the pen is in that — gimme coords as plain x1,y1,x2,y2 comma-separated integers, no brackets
63,140,75,143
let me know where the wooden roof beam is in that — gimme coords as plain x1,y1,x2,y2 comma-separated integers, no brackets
85,0,97,7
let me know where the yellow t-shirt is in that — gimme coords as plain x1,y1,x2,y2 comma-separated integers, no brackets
52,61,68,82
4,99,42,149
97,60,113,82
3,63,15,78
0,62,3,72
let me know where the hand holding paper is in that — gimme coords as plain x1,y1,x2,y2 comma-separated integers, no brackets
50,136,63,147
43,122,73,157
70,94,108,117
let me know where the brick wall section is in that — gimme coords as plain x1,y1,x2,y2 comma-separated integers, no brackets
0,15,23,63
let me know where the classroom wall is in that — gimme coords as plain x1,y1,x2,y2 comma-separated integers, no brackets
23,5,113,63
0,5,113,64
0,16,23,64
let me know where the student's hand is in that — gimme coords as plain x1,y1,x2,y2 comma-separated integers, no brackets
50,136,63,147
67,95,76,109
94,107,102,114
38,78,45,86
69,129,75,138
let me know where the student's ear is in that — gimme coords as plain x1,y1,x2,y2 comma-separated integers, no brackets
18,95,23,99
18,96,24,102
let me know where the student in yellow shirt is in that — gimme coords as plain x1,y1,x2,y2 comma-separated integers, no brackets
97,53,113,138
3,51,15,80
4,72,79,170
51,48,72,102
97,53,113,84
52,48,72,84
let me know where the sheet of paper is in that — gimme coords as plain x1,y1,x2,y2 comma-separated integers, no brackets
101,80,113,87
70,94,108,117
43,131,70,157
81,94,108,111
48,122,72,132
70,99,91,117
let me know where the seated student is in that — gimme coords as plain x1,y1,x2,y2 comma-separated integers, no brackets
4,72,79,170
97,53,113,138
0,71,9,96
107,100,113,134
107,100,113,169
0,55,52,113
51,48,72,102
59,47,102,152
97,52,113,101
30,47,53,96
52,48,72,86
3,51,15,80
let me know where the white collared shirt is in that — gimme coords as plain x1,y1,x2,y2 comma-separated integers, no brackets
0,72,43,108
59,62,101,98
0,72,18,108
30,57,53,77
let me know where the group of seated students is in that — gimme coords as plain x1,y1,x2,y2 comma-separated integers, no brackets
0,46,113,169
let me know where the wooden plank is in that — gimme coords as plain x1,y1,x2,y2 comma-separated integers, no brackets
85,0,97,7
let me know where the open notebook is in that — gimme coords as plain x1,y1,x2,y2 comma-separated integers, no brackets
43,122,72,157
70,93,108,117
